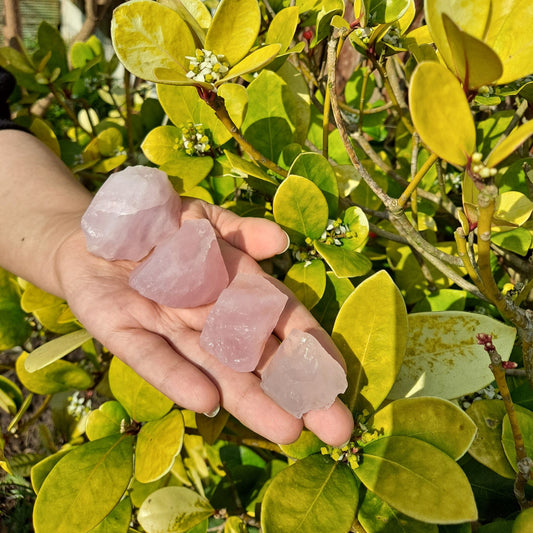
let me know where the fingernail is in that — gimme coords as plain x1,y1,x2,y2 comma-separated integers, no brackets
281,230,291,253
203,405,220,418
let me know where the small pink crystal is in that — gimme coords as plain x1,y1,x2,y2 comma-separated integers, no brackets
81,166,180,261
260,330,347,418
200,273,288,372
129,219,229,308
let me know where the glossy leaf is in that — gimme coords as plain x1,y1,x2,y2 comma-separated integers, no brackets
86,401,130,441
491,228,531,256
409,61,475,166
486,120,533,168
205,0,260,66
108,356,173,422
90,497,132,533
137,486,214,533
368,0,410,23
0,375,22,415
16,351,93,395
135,410,185,483
224,516,247,533
30,117,61,157
389,311,516,400
31,449,71,494
224,150,279,197
501,406,533,474
466,399,516,479
442,14,502,89
370,397,477,460
195,408,230,445
314,241,372,278
279,430,324,460
284,260,327,310
0,269,30,350
221,44,281,85
356,436,477,524
358,490,438,533
289,152,339,217
311,0,345,47
493,191,533,227
265,6,300,52
261,454,358,533
513,507,533,533
24,328,92,372
33,435,134,533
332,270,408,414
161,154,214,194
159,0,211,42
273,175,329,245
111,1,194,83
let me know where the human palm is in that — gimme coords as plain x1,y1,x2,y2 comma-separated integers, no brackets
56,198,354,446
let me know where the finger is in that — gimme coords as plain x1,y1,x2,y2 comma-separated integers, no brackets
199,201,290,260
303,399,354,447
101,328,221,414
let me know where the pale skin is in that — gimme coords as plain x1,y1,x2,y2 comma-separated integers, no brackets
0,129,354,446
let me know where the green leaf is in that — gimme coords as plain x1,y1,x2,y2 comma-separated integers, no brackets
389,311,517,400
411,289,467,312
89,497,132,533
368,0,410,23
221,44,281,85
494,190,533,228
0,268,30,350
311,272,354,334
279,430,324,460
265,6,300,52
502,406,533,475
314,241,372,278
205,0,260,66
273,175,329,245
0,375,23,415
33,435,134,533
135,410,185,483
111,1,195,82
486,120,533,168
409,61,475,167
358,490,438,533
24,328,92,372
31,449,71,494
311,0,345,47
356,435,477,524
513,507,533,533
224,516,247,533
108,356,173,422
261,455,358,533
465,399,516,479
16,351,93,395
491,228,532,256
159,0,211,42
137,486,214,533
289,152,339,217
86,401,131,441
442,13,502,89
370,397,477,460
332,270,408,414
284,260,327,310
141,125,183,165
161,154,214,194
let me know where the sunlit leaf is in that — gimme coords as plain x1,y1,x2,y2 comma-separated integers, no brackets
486,120,533,168
31,449,71,494
370,397,477,459
332,270,407,414
389,312,516,400
90,497,132,533
261,455,358,533
279,430,324,460
159,0,211,42
493,191,533,227
86,401,130,441
491,228,531,256
356,435,477,523
221,44,281,85
284,260,327,310
409,61,475,166
368,0,410,24
265,6,300,52
501,406,533,475
513,507,533,533
314,241,372,278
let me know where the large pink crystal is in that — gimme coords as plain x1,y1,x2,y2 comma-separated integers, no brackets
200,273,288,372
260,330,347,418
129,219,229,308
81,166,181,261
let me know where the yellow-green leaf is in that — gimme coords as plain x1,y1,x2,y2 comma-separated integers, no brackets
161,154,213,194
30,118,61,157
284,260,327,310
314,241,372,279
137,486,214,533
31,449,71,494
265,6,300,53
273,175,329,245
389,311,516,400
279,430,324,460
220,44,281,85
370,397,477,460
493,191,533,227
205,0,260,66
90,496,132,533
111,0,195,82
141,126,183,165
409,61,475,166
86,401,130,441
135,410,185,483
501,405,533,475
466,399,516,479
485,120,533,168
442,13,502,89
16,351,93,395
356,435,477,524
368,0,410,24
332,270,408,414
159,0,211,42
24,328,92,372
33,435,134,533
108,356,173,422
513,507,533,533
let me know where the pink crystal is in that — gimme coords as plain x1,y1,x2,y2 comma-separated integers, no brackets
260,330,347,418
81,166,181,261
129,219,229,308
200,273,288,372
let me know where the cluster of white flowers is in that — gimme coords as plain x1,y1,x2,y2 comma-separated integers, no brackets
67,391,92,420
177,122,211,156
186,49,229,84
381,26,402,47
461,384,502,410
320,218,352,246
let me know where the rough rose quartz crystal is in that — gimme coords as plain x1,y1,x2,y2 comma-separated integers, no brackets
260,330,348,418
129,219,229,308
199,273,289,372
81,166,181,261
